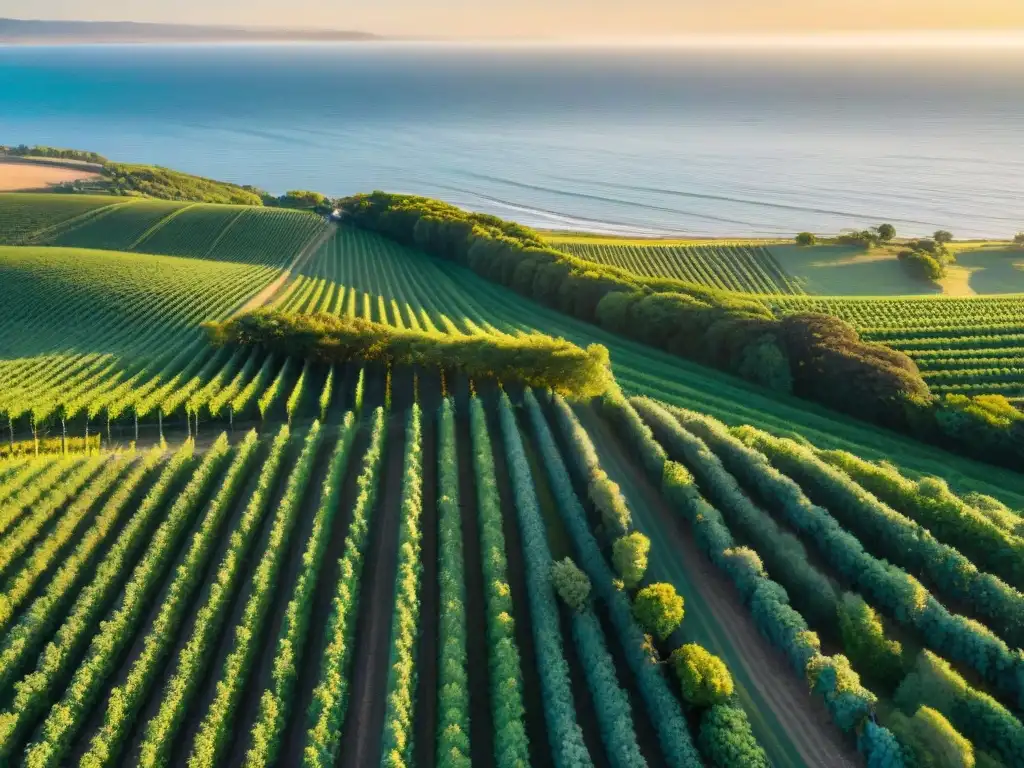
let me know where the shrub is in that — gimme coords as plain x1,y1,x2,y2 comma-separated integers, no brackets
888,706,974,768
898,249,945,281
588,471,631,537
633,583,684,641
859,721,907,768
1014,232,1024,247
552,558,592,613
670,644,734,708
612,533,650,590
837,593,906,690
795,232,817,246
933,230,954,245
697,705,769,768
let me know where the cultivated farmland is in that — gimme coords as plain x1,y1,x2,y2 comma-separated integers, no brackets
551,238,803,295
0,190,1022,768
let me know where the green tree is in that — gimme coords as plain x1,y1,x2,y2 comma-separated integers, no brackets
795,232,817,246
612,532,650,590
933,230,954,245
633,583,684,640
876,223,897,242
1014,232,1024,247
670,644,734,707
551,557,591,613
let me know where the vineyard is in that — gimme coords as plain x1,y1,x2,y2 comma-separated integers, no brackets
772,295,1024,400
1,190,1023,768
549,238,804,295
0,193,327,268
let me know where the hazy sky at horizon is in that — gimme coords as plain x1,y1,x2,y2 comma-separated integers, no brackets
3,0,1024,37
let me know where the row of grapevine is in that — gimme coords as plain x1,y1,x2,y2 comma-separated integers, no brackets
187,422,324,768
0,437,226,760
497,392,593,768
304,406,388,767
75,430,264,767
0,457,83,537
554,240,802,295
599,394,899,764
0,455,114,580
0,193,120,245
379,404,424,767
245,412,358,768
129,426,288,768
0,449,158,630
435,399,471,767
671,407,1024,710
467,396,531,767
0,443,193,700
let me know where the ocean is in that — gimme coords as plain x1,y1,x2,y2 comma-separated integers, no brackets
2,42,1022,238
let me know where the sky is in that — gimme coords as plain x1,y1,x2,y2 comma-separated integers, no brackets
3,0,1023,38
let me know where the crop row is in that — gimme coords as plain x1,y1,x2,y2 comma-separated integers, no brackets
304,406,387,767
77,430,264,767
0,436,228,761
188,422,324,768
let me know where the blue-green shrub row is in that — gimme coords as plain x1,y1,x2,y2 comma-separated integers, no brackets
498,392,593,768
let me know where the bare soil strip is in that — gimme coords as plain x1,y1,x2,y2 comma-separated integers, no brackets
578,405,860,768
337,411,409,768
453,382,497,767
413,375,441,767
277,422,371,766
0,158,100,191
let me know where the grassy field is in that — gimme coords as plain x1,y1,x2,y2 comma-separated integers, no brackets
0,195,1021,768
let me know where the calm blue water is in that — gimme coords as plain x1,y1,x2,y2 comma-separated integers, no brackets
2,42,1023,238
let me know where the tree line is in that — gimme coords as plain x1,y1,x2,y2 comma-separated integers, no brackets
337,193,1024,471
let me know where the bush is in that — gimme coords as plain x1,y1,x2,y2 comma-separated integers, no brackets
898,249,945,281
552,558,591,613
933,230,954,245
795,232,817,246
669,644,734,708
698,705,770,768
888,706,974,768
102,162,263,205
1014,232,1024,247
633,583,684,641
837,593,906,691
207,311,613,398
588,471,631,537
612,533,650,590
859,721,907,768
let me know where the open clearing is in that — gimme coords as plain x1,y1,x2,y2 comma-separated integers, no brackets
0,159,100,191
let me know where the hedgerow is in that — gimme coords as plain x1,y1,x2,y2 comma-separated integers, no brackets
207,311,613,399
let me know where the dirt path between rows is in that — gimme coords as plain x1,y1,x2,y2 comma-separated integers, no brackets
236,222,335,315
576,404,861,768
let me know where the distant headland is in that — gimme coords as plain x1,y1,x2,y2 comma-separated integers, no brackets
0,18,380,44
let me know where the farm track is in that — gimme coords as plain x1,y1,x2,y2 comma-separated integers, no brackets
576,404,861,768
239,222,337,316
336,411,408,768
